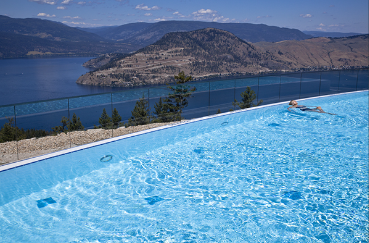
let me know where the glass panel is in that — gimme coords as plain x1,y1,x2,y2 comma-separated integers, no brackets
112,89,149,127
339,70,358,92
321,71,340,95
209,79,234,115
258,75,280,105
15,99,69,161
0,106,17,165
300,72,321,99
357,69,369,90
279,73,301,102
69,93,112,144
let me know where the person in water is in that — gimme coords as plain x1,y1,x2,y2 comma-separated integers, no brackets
288,100,336,115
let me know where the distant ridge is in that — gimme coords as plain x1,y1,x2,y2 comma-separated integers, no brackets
0,15,104,42
303,31,366,38
77,28,368,88
0,15,140,58
82,20,312,45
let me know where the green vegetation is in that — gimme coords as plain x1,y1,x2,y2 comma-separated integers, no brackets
233,86,263,109
112,108,122,127
128,95,151,126
0,117,49,143
52,113,84,133
0,72,194,143
98,108,112,128
165,71,196,120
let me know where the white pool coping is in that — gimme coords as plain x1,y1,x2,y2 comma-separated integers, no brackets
1,90,367,172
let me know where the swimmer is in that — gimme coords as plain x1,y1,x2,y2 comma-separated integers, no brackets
288,100,336,115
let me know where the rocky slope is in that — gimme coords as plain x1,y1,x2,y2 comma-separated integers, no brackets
77,29,368,87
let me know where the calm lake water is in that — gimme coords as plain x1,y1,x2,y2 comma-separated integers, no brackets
0,57,367,130
0,57,126,106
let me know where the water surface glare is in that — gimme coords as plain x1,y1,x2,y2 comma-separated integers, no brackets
0,92,368,242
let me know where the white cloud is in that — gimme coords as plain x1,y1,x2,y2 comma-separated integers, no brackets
62,20,102,27
300,14,312,18
155,18,166,21
191,9,230,22
77,1,86,5
61,0,72,4
63,16,80,19
172,11,186,18
135,4,160,10
144,13,152,16
57,6,66,9
29,0,57,5
37,13,56,17
319,23,325,27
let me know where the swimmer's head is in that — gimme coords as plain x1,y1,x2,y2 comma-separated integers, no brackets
289,100,297,106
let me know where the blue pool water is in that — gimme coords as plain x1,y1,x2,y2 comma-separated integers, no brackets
0,91,368,242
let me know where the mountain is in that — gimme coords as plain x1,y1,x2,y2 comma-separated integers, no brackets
76,29,368,88
0,31,140,58
254,35,368,69
83,21,312,45
303,31,365,38
0,15,141,58
0,15,105,42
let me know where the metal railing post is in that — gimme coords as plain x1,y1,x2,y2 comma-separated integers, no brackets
14,105,18,160
208,80,210,115
111,93,113,137
148,89,150,123
257,77,260,103
233,79,236,110
299,72,302,99
68,98,71,148
278,75,281,102
319,72,322,96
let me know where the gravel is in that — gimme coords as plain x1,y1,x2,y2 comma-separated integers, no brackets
0,122,177,166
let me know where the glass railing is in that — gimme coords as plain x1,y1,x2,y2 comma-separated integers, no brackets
0,69,368,165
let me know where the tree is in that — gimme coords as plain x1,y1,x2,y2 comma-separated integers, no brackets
99,108,112,128
153,97,176,123
128,94,150,126
166,71,196,120
112,108,122,127
52,114,83,133
68,113,84,131
233,86,263,109
0,118,15,142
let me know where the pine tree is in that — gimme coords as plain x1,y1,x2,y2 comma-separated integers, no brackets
52,114,83,133
112,108,122,127
233,86,263,109
99,108,112,128
128,94,150,126
166,71,196,120
0,119,15,142
68,113,84,131
153,97,176,122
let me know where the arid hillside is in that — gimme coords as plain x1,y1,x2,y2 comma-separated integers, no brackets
254,35,368,70
77,29,368,87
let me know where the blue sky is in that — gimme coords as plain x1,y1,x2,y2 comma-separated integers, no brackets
1,0,368,33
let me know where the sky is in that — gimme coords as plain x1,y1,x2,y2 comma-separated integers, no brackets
1,0,368,33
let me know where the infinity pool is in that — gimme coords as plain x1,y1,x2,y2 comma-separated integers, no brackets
0,91,368,242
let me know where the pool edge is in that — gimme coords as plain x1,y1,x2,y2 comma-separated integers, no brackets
1,90,367,172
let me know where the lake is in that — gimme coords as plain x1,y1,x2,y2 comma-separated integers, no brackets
0,57,367,131
0,57,126,106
